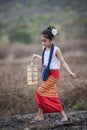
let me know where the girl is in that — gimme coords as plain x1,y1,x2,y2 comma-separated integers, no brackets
31,26,76,122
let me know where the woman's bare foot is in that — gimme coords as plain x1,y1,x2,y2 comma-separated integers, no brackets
34,108,44,121
60,111,68,121
34,114,44,121
61,117,68,121
30,108,44,123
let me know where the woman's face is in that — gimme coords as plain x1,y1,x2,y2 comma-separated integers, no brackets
41,35,53,48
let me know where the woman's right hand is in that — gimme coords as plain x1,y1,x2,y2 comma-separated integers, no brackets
31,54,42,62
31,54,37,62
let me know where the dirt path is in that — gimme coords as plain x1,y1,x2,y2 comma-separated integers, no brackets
0,111,87,130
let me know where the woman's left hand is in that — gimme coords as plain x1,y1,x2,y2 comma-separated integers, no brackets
70,72,77,79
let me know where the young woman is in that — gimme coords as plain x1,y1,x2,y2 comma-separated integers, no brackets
31,26,76,122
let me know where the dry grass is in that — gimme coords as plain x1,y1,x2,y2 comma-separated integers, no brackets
0,40,87,117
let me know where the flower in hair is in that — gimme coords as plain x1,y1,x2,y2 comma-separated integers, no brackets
52,28,58,36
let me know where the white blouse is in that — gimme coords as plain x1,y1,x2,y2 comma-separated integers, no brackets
43,46,61,69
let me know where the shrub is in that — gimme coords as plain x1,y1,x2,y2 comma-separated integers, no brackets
9,26,31,44
0,30,3,40
8,17,32,44
73,100,87,110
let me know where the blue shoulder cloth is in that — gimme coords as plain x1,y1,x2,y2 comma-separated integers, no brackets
41,44,54,81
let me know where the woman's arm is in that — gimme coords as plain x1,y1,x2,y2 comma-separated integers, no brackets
56,48,76,79
31,54,42,61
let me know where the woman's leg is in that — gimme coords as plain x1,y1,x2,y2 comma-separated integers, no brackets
60,110,68,121
56,79,68,121
35,108,44,121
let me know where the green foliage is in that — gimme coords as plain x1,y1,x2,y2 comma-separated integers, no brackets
0,30,3,40
9,28,31,44
0,21,5,29
0,0,87,44
0,20,6,41
14,3,21,9
65,5,72,11
73,100,87,110
8,18,32,44
0,29,7,44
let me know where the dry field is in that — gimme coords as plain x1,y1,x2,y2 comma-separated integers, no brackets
0,39,87,118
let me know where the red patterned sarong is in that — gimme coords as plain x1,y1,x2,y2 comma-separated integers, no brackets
36,69,63,113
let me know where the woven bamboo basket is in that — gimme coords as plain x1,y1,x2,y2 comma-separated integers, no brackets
27,62,38,85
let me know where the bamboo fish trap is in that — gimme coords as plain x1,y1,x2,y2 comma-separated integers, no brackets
27,62,39,85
